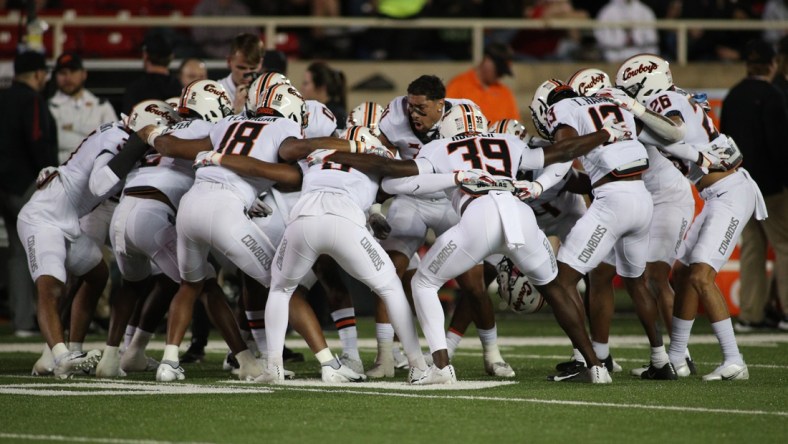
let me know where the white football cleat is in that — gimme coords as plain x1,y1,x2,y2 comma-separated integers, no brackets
251,365,286,383
484,360,516,378
674,362,691,378
589,365,613,384
366,344,395,379
121,349,158,373
155,360,185,382
392,345,409,369
31,344,55,376
322,363,367,383
53,349,101,379
408,365,426,383
235,359,295,380
411,364,457,385
702,362,749,381
95,350,127,378
339,353,364,375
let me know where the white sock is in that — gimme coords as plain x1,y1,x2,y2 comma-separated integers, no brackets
68,342,83,352
572,348,586,364
315,347,337,368
478,326,503,363
52,342,69,360
235,349,257,368
684,348,692,360
651,345,669,368
711,318,743,366
446,329,463,360
123,325,136,350
163,344,180,363
592,341,610,360
375,323,394,342
331,308,360,361
668,317,694,367
245,310,267,358
128,329,153,355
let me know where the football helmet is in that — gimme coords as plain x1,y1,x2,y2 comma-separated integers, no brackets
495,257,545,314
125,100,181,132
165,96,180,109
179,79,233,123
615,53,673,104
340,125,383,147
529,79,565,139
254,83,307,128
346,102,385,133
246,72,291,117
439,103,488,139
488,119,527,140
567,68,612,97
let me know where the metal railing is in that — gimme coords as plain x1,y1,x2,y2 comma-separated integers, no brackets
1,14,786,65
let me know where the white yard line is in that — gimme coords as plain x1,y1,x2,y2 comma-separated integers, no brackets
269,386,788,417
0,433,213,444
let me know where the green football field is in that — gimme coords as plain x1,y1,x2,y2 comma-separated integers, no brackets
1,315,786,444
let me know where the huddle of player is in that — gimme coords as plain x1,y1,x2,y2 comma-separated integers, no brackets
19,52,762,385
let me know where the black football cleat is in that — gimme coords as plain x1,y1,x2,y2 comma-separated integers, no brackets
640,362,678,380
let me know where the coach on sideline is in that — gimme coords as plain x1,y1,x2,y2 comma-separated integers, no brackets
721,39,788,332
0,51,59,337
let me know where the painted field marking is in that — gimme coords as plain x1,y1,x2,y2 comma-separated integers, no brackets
225,379,516,391
0,433,213,444
0,379,272,397
268,386,788,417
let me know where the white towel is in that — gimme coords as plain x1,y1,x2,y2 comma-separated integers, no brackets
111,197,132,255
741,169,768,221
490,191,525,250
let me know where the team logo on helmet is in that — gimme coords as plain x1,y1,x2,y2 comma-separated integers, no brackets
621,61,659,81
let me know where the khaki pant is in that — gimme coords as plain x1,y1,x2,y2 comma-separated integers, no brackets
739,189,788,322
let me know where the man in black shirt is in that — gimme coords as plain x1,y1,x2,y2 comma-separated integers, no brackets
774,36,788,111
0,51,58,336
121,34,182,114
721,39,788,332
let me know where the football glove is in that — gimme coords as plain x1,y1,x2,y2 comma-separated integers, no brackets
36,166,58,188
596,87,646,117
513,180,543,200
193,151,223,170
364,145,394,159
247,192,273,218
367,212,391,240
601,120,633,143
306,149,336,167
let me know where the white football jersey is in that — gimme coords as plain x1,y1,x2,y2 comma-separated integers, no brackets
59,121,128,217
299,158,379,214
548,96,647,184
196,114,301,207
305,100,338,138
414,132,529,214
379,96,477,161
643,90,720,182
124,119,212,208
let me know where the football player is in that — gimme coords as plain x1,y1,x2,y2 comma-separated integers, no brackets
18,100,166,378
607,53,766,380
533,78,682,381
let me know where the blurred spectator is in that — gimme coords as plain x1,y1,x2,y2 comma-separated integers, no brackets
262,50,288,74
178,58,208,88
192,0,258,59
511,0,590,60
721,40,788,332
762,0,788,46
446,42,520,121
367,0,430,59
217,33,264,114
301,61,347,129
0,51,58,337
424,0,483,60
775,35,788,106
121,34,182,114
645,0,683,59
685,1,760,61
48,52,117,163
481,0,526,47
595,0,659,62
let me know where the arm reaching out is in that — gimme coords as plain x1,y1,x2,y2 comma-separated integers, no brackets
193,151,303,187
